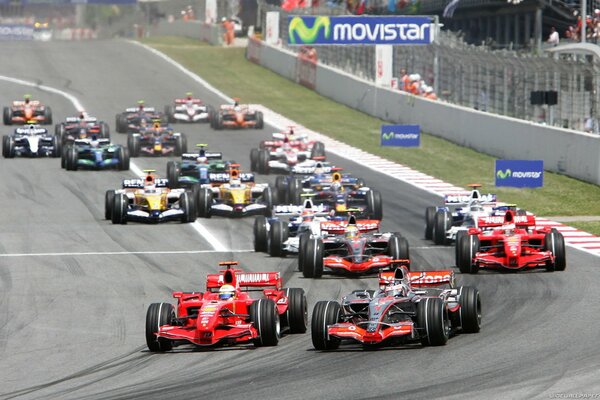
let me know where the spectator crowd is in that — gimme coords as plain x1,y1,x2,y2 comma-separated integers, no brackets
398,69,438,100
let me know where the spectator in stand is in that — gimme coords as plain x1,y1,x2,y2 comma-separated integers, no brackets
399,68,410,91
423,86,438,100
407,74,422,95
547,26,559,47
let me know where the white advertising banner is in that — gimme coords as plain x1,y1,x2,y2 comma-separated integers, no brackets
205,0,217,24
375,45,393,87
265,11,280,45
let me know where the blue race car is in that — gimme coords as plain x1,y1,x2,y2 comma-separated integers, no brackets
62,137,129,171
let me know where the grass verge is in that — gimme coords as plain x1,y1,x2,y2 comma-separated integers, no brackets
142,37,600,228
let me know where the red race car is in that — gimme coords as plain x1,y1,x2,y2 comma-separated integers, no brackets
145,261,307,351
3,96,52,125
301,215,410,278
311,264,481,350
456,210,566,273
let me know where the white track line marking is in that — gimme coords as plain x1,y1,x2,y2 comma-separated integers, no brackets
132,42,600,259
0,73,229,252
0,249,253,258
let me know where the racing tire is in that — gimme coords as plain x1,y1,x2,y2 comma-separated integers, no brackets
457,286,481,333
196,188,212,218
249,299,280,347
255,111,264,129
454,230,468,267
111,193,128,224
262,187,273,217
179,192,195,223
310,141,326,159
425,206,436,240
166,161,181,188
388,234,410,261
283,288,308,334
287,178,302,205
51,135,61,158
116,114,127,133
250,148,259,172
311,301,341,350
127,134,140,158
117,146,129,170
2,135,15,158
275,176,289,204
145,303,175,352
175,134,187,156
43,107,52,125
366,190,383,220
99,122,110,139
105,190,115,220
206,105,216,123
253,216,268,252
3,107,11,125
417,297,449,346
269,220,288,257
164,105,175,123
65,146,78,171
302,238,324,278
457,234,479,274
258,149,270,174
545,228,566,272
433,210,452,245
55,123,64,137
298,232,309,272
214,114,223,130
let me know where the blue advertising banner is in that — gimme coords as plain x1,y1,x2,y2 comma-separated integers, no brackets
0,25,34,40
288,16,433,46
381,125,420,147
495,160,544,188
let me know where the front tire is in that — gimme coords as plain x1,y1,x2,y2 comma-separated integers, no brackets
425,206,436,240
417,297,449,346
283,288,308,334
105,190,115,220
311,301,341,350
269,220,288,257
111,193,128,224
366,190,383,220
145,303,175,352
433,210,452,245
302,238,324,278
249,299,280,347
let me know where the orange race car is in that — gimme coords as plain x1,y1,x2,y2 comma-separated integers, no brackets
3,95,52,125
211,100,264,130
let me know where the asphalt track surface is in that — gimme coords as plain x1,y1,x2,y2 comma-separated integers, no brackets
0,40,599,400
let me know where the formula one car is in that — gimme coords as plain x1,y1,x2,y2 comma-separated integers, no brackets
3,95,52,125
55,114,110,145
62,137,129,171
258,127,325,155
105,170,195,224
456,210,567,273
115,101,166,134
195,164,274,218
127,121,187,157
2,124,60,158
425,184,500,245
166,144,233,188
300,215,409,278
211,100,264,130
311,265,481,350
145,261,307,351
253,197,331,258
164,92,215,123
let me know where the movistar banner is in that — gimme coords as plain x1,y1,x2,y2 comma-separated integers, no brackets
288,16,433,45
381,125,420,147
495,160,544,188
0,25,33,40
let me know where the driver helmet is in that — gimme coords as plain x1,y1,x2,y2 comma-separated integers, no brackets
24,95,31,104
503,223,516,236
385,282,410,297
345,225,359,240
138,101,145,112
314,162,325,175
89,134,99,147
186,92,193,101
470,201,484,212
219,284,236,300
301,209,314,222
140,118,149,128
331,181,343,192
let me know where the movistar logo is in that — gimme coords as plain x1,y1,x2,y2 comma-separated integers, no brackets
497,169,511,179
289,16,331,44
382,132,394,140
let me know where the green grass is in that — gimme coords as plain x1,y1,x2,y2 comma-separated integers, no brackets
142,36,600,219
567,222,600,236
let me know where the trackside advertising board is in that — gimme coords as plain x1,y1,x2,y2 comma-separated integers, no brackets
381,125,420,147
288,16,433,45
0,25,33,40
495,160,544,188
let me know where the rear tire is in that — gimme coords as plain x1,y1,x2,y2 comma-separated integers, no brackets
458,286,481,333
417,297,449,346
388,234,409,260
302,238,324,278
250,148,259,172
275,175,289,204
145,303,175,352
249,299,280,346
167,161,181,188
3,107,12,125
311,301,341,350
366,190,383,220
425,206,436,240
262,187,273,216
298,232,309,271
43,107,53,125
105,190,115,220
433,210,452,245
255,111,264,129
253,216,268,252
269,220,288,257
117,146,130,170
258,149,270,174
175,134,187,156
127,134,140,157
287,179,302,205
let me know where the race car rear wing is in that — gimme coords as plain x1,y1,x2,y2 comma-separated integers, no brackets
272,203,328,215
65,116,97,122
122,178,169,188
74,138,110,146
174,99,201,104
125,107,156,112
444,193,496,205
320,220,380,234
181,152,222,161
476,214,536,228
208,172,254,183
15,127,48,135
206,266,282,291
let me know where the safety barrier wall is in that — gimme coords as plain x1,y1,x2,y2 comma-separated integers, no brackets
151,20,221,45
247,38,600,185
